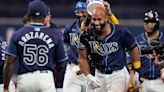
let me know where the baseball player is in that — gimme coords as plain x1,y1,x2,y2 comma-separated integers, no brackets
136,10,164,92
44,5,66,92
0,36,15,92
63,1,88,92
3,1,68,92
44,5,60,29
78,6,141,92
22,5,66,92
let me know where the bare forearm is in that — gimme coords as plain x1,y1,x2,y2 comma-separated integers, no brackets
78,49,90,76
130,47,140,61
130,47,141,69
79,59,90,76
156,60,164,69
3,62,15,89
55,62,65,82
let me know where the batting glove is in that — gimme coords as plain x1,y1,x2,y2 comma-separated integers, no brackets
86,74,101,90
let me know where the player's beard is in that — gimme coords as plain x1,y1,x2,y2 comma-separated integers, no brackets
92,22,105,35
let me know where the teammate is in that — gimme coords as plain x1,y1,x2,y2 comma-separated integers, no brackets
63,1,88,92
44,5,66,92
0,36,15,92
78,6,141,92
22,4,66,92
63,1,121,92
44,5,59,29
3,1,68,92
136,10,164,92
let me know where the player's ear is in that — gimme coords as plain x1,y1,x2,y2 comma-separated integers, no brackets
105,15,109,22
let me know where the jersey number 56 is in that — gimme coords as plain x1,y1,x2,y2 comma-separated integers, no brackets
23,44,49,66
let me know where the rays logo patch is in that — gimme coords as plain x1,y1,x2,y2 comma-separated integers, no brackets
69,33,84,48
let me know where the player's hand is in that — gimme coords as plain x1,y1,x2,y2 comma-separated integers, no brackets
86,74,101,90
103,1,113,16
128,81,135,92
160,68,164,82
154,54,161,66
81,16,91,31
72,65,83,75
128,71,141,92
76,70,83,75
3,89,9,92
104,1,110,8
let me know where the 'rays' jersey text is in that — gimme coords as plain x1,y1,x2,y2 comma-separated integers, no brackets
89,41,118,56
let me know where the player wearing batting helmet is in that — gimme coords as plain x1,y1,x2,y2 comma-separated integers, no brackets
136,10,164,92
62,1,89,92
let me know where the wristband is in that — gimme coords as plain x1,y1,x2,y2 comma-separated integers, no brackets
133,61,141,69
109,14,119,24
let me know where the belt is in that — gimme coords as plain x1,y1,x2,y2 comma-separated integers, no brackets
97,66,124,74
144,77,159,80
99,70,113,74
18,70,50,75
97,68,114,74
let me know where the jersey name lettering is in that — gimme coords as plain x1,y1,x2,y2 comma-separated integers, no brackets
18,32,54,49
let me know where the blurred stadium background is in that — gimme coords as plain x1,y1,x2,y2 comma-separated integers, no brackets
0,0,164,37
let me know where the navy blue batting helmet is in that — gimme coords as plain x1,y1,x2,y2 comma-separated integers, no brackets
75,1,87,11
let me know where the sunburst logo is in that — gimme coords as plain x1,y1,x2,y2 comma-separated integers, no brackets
72,35,78,42
94,43,100,49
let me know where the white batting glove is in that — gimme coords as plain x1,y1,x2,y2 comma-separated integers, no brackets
86,74,101,90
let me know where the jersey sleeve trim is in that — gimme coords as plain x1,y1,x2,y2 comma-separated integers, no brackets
5,51,17,57
78,47,86,50
127,42,137,50
58,56,69,62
